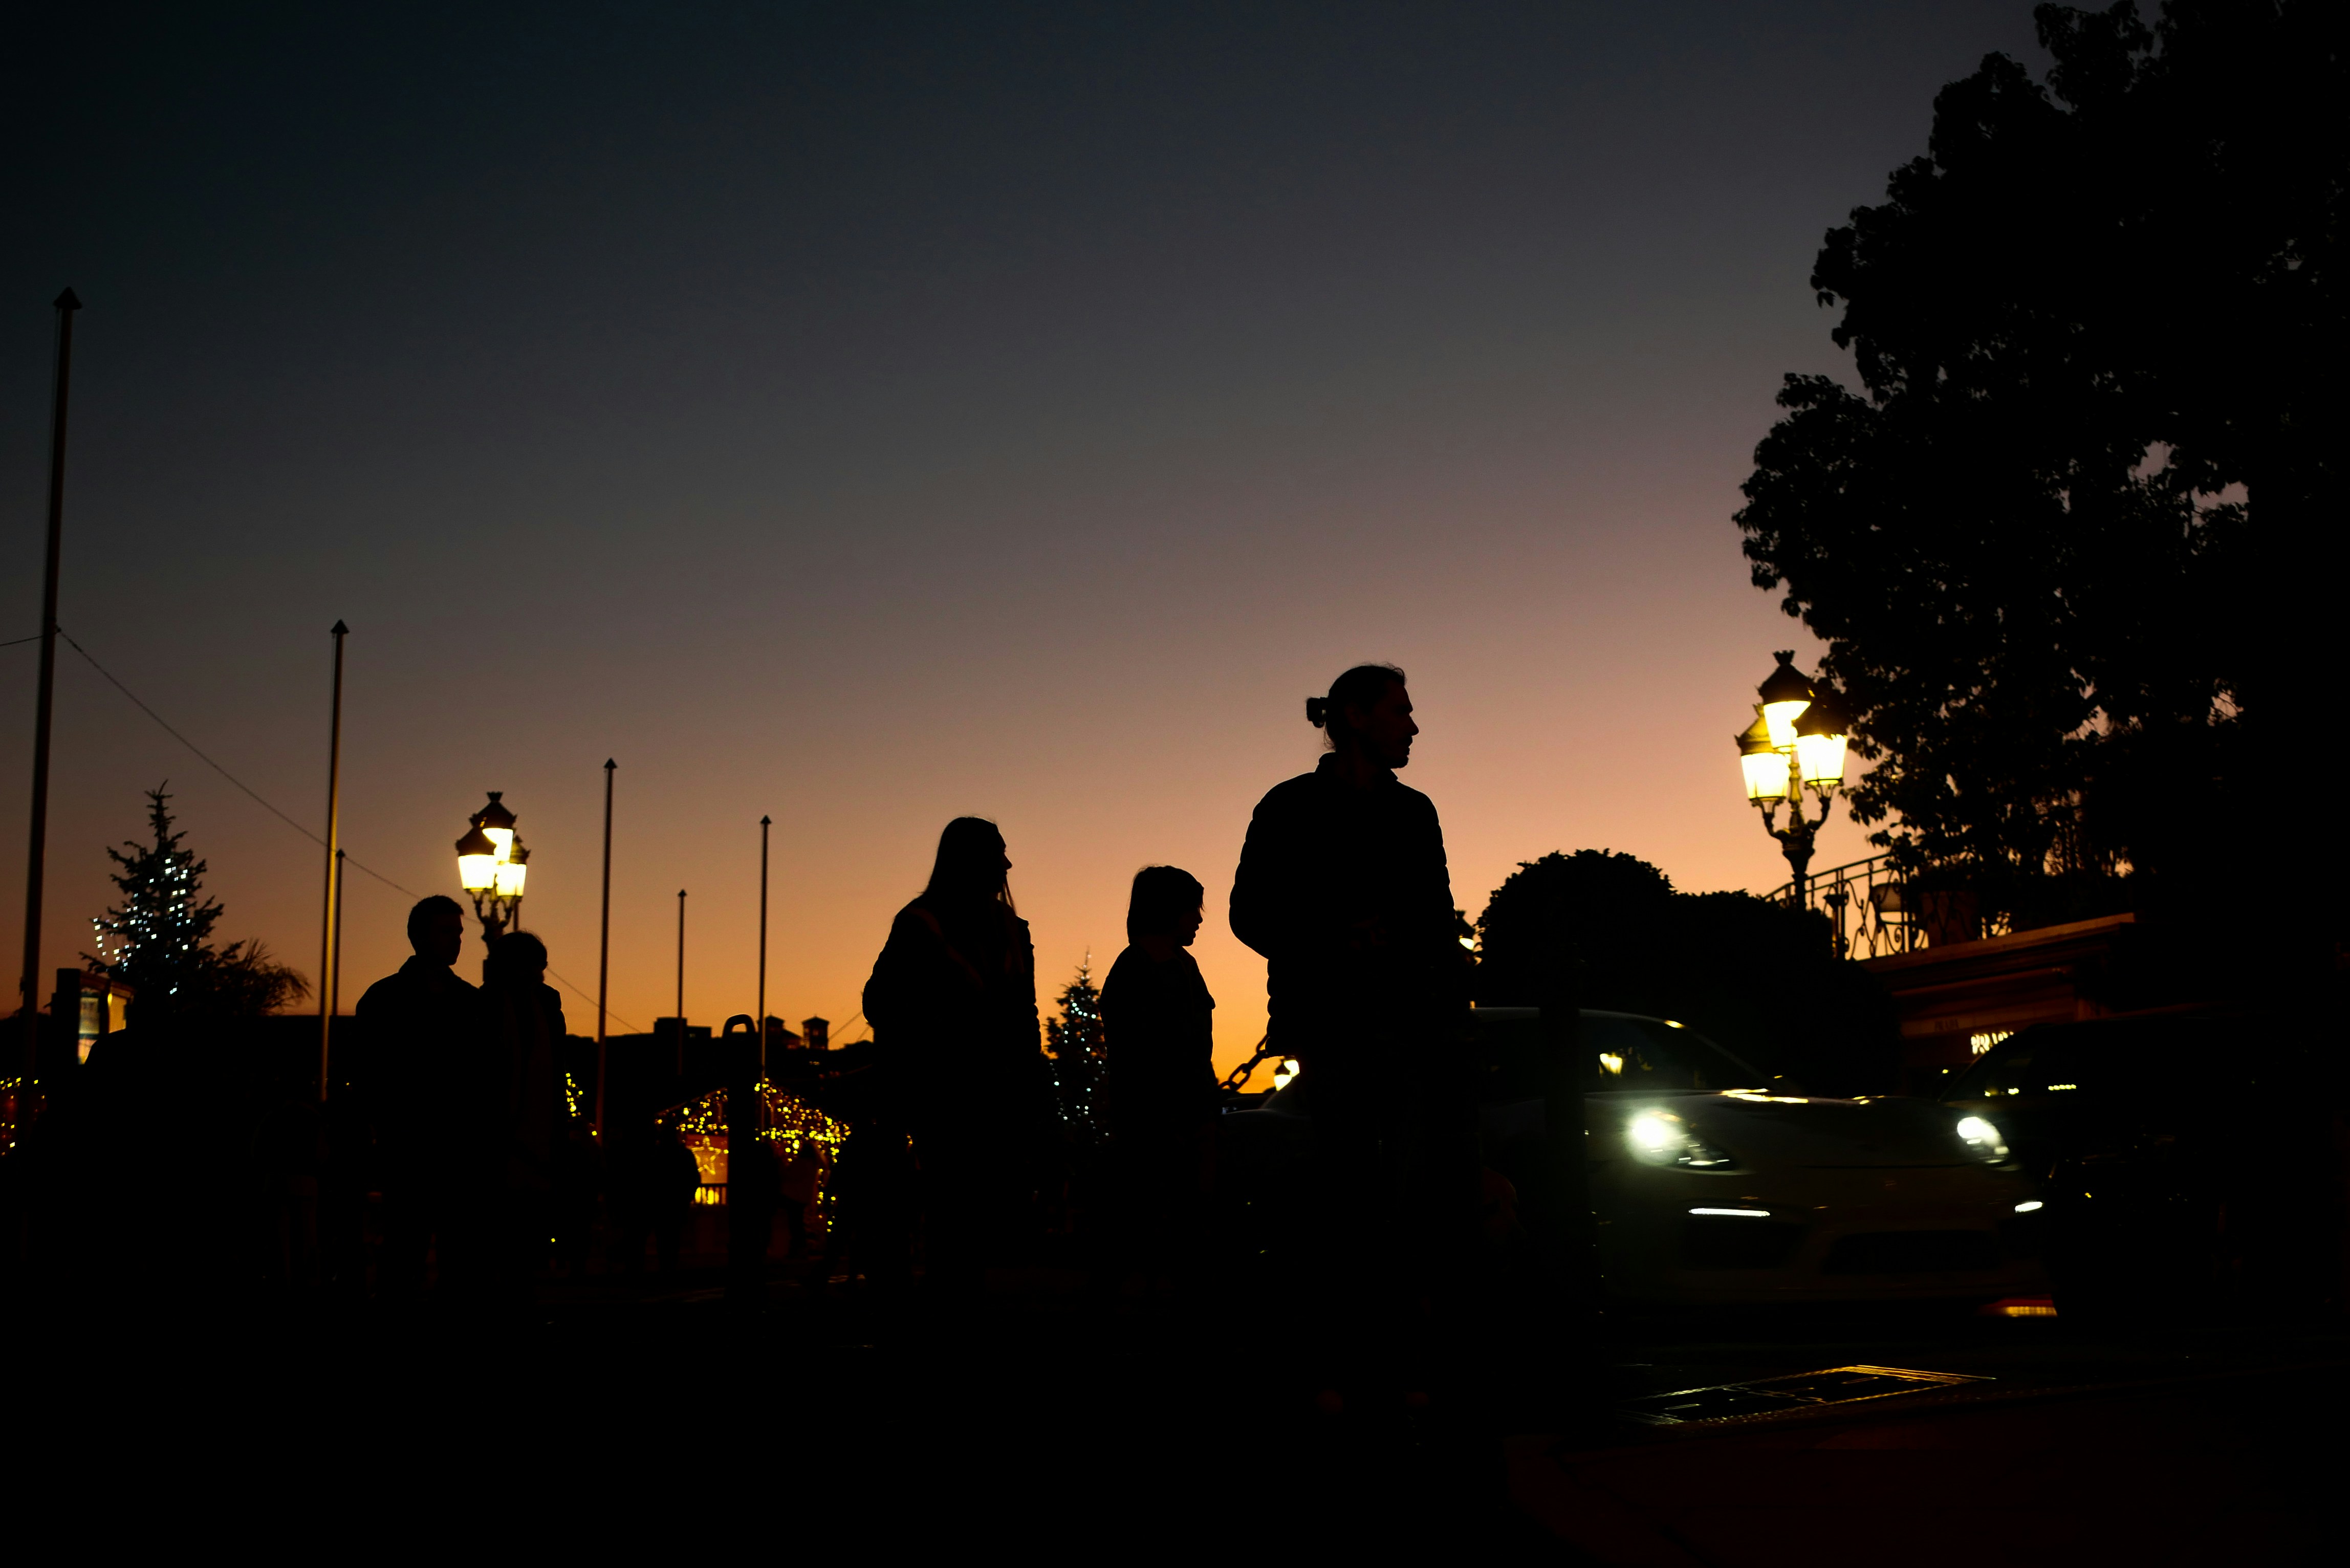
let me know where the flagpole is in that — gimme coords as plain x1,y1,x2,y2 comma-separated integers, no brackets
316,620,347,1102
595,758,614,1137
16,289,80,1090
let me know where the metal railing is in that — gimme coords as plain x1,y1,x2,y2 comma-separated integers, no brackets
1766,853,1929,961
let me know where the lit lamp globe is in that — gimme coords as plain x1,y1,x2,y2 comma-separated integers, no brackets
1736,709,1793,802
1794,688,1852,791
1757,650,1815,747
456,820,500,894
475,791,519,862
492,838,530,900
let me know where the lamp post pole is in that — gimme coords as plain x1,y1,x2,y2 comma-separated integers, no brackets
596,759,614,1138
674,888,686,1077
756,815,770,1074
316,620,346,1102
17,289,79,1088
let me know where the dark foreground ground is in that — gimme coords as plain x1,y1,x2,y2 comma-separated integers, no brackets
14,1239,2339,1565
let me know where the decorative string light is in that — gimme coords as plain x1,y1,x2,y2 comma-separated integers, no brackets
1044,955,1106,1143
668,1078,852,1212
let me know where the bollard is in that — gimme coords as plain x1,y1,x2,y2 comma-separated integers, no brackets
722,1014,765,1307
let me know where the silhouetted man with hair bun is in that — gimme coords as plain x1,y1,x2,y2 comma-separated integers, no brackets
1231,663,1473,1406
354,895,475,1300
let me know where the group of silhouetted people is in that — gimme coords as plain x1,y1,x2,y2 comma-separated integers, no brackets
839,662,1470,1392
350,900,596,1304
337,660,1469,1386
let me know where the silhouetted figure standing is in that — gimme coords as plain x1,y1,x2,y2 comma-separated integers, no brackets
780,1136,826,1259
624,1119,701,1274
862,817,1048,1297
475,930,576,1301
353,896,477,1299
1101,865,1218,1293
1230,664,1473,1399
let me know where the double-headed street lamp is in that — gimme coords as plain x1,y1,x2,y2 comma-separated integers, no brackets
1735,652,1850,907
455,790,530,947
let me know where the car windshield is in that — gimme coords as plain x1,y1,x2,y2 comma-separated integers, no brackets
1466,1010,1771,1100
1945,1015,2258,1103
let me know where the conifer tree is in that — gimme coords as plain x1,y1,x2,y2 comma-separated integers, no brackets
87,785,306,1020
90,785,224,1004
1043,956,1106,1144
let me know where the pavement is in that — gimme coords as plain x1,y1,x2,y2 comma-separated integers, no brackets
1511,1311,2344,1565
12,1248,2341,1560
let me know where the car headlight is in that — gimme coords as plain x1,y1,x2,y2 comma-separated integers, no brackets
1625,1109,1737,1170
1954,1114,2010,1164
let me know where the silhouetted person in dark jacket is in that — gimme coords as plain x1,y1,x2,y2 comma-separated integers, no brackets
1230,664,1472,1400
354,896,476,1299
648,1114,700,1278
1102,865,1217,1292
476,930,574,1299
862,816,1048,1297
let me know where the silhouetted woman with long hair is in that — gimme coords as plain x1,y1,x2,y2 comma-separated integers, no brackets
862,816,1047,1295
1230,664,1471,1401
1101,864,1217,1291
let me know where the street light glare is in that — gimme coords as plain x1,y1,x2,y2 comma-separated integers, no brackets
1734,653,1851,907
1756,650,1815,746
458,792,530,945
455,819,499,893
1736,710,1794,802
1794,687,1851,789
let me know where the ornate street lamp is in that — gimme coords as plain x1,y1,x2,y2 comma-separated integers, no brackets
456,790,530,947
1734,652,1848,907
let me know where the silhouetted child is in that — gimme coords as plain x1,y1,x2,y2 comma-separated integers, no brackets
1101,865,1218,1294
780,1136,826,1258
650,1121,702,1273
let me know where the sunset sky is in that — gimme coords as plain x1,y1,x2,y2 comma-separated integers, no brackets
4,3,2049,1076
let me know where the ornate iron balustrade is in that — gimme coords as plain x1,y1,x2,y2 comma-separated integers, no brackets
1766,853,1925,960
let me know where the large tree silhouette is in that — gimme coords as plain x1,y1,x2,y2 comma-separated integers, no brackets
1736,2,2339,926
1475,851,1897,1094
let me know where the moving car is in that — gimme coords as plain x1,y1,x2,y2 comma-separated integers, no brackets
1941,1009,2340,1317
1218,1008,2048,1306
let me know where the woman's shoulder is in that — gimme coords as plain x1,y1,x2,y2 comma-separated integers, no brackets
1102,943,1150,992
888,899,944,935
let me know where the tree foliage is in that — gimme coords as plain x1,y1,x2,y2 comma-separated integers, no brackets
1043,957,1105,1144
1736,2,2341,922
88,786,308,1024
1475,851,1897,1094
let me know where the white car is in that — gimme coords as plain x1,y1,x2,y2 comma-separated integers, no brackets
1477,1008,2048,1305
1220,1008,2047,1308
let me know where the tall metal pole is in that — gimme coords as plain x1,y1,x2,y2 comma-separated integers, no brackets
316,620,347,1102
674,887,686,1076
331,848,346,1022
595,758,614,1138
17,289,80,1086
756,815,770,1074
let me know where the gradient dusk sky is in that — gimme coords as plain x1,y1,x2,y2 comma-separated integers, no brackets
5,2,2050,1074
